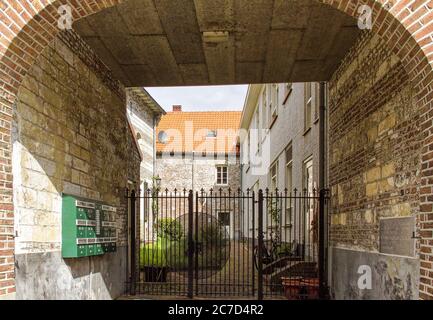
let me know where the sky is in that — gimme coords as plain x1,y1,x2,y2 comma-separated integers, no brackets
145,85,248,112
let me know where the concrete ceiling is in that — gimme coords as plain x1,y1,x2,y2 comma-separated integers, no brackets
73,0,361,87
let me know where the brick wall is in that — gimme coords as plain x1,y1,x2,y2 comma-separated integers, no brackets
1,0,433,300
11,30,140,299
328,31,421,299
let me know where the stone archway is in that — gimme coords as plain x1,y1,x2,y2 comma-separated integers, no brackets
1,0,433,299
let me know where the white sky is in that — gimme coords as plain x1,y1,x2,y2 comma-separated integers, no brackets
145,85,248,112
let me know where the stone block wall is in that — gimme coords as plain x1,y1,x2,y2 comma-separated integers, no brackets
11,31,140,299
156,155,240,193
155,155,241,237
328,32,420,299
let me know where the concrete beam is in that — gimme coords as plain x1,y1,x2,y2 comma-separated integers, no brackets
73,0,361,86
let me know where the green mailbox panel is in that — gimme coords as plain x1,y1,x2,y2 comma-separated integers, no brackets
62,194,118,258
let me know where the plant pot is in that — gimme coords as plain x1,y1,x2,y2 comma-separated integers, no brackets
143,266,168,282
282,277,319,300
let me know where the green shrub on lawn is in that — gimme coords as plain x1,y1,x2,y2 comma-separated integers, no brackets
140,240,168,268
140,219,230,270
155,218,183,241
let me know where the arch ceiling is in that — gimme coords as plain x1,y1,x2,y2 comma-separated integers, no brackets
73,0,361,86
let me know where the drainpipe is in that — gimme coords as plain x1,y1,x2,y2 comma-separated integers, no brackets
192,151,195,191
318,81,328,298
153,116,156,177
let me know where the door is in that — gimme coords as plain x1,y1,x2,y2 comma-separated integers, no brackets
218,212,231,239
303,157,314,259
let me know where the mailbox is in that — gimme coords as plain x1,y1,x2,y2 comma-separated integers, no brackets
62,194,118,258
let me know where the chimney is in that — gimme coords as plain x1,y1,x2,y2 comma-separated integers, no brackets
172,105,182,112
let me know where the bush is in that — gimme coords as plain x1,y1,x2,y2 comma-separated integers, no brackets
199,224,226,244
275,242,295,257
140,220,229,270
140,240,168,268
155,218,184,241
140,237,229,270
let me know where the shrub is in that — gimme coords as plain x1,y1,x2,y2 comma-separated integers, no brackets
140,241,168,268
199,224,226,244
155,218,184,241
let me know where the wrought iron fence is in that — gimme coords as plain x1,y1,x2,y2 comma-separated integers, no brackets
125,188,328,300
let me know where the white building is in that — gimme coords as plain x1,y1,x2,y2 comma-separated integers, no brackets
240,83,322,246
126,88,166,243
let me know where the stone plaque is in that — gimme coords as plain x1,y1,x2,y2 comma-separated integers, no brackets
380,217,415,257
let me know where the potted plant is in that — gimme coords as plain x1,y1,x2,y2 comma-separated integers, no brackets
140,241,168,282
281,277,319,300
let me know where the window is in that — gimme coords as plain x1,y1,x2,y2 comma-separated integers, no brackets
304,83,312,131
262,86,267,131
283,83,292,104
216,166,228,185
247,130,251,166
158,131,168,144
251,181,260,233
255,107,260,152
207,130,217,138
303,157,313,194
285,145,293,191
269,84,278,127
270,161,278,191
285,145,293,227
314,83,320,121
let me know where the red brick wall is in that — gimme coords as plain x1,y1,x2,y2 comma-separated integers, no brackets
329,31,420,251
0,0,432,298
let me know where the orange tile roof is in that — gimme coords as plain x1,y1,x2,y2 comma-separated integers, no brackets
156,111,241,154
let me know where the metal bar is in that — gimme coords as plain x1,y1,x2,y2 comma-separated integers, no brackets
130,190,137,296
188,190,194,298
195,191,199,296
319,81,328,299
257,189,264,301
251,190,255,296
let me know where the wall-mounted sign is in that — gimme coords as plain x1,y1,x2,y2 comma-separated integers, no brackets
379,216,415,257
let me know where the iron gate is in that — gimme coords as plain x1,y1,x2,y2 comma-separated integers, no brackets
126,188,328,299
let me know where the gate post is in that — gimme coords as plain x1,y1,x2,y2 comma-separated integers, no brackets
130,190,137,296
318,189,327,299
257,189,264,301
187,190,194,299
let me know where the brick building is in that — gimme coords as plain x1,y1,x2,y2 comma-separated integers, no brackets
1,0,433,300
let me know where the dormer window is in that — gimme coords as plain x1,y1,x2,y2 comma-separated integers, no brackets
207,130,217,138
158,131,168,144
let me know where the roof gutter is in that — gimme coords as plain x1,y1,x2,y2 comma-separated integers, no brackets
239,84,263,134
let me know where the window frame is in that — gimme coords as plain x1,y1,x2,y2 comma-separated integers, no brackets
207,130,217,138
314,82,320,122
269,84,279,128
216,165,229,186
304,83,313,132
283,83,293,105
303,156,313,194
270,160,279,191
255,106,260,153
